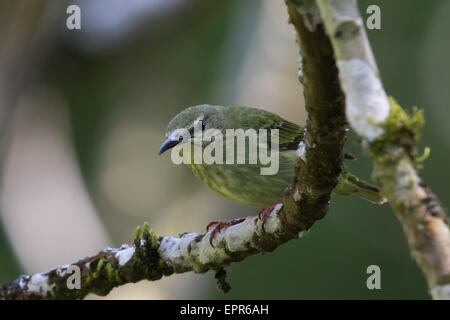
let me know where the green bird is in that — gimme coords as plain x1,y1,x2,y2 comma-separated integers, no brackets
159,105,384,236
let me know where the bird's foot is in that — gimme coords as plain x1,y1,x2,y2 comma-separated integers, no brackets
206,218,246,247
258,201,282,232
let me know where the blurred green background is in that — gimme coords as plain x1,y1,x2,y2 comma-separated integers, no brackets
0,0,448,299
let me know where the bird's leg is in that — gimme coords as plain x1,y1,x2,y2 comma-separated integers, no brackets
206,218,246,247
258,201,282,232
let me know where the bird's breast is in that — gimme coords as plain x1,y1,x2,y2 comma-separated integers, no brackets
187,150,297,208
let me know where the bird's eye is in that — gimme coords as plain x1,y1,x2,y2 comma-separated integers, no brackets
178,136,183,142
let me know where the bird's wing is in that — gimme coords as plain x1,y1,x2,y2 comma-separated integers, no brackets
250,113,304,150
228,106,305,151
270,119,305,151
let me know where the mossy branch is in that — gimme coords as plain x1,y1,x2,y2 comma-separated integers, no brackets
0,206,297,300
0,223,168,299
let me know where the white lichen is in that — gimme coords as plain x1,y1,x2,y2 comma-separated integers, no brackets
55,264,70,277
337,59,390,141
115,246,135,266
298,230,310,238
431,283,450,300
19,276,27,289
297,141,306,162
159,234,203,272
158,210,284,273
217,218,254,252
293,187,302,201
297,55,303,78
262,204,283,234
27,273,55,295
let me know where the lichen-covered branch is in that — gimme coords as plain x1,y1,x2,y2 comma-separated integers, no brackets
0,223,166,299
316,0,450,299
0,207,291,300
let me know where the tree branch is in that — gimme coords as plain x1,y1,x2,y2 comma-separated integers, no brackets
0,1,348,299
316,0,450,299
1,218,289,299
282,0,346,231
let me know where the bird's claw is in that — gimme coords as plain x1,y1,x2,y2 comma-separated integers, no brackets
258,201,282,232
206,218,245,247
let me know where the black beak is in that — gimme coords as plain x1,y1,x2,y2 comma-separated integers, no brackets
159,137,180,155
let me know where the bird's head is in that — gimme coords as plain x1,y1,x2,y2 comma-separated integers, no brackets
159,104,229,155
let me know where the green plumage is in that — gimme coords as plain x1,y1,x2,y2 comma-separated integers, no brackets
160,104,385,208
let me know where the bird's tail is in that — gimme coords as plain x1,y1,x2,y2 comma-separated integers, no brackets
334,171,386,205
